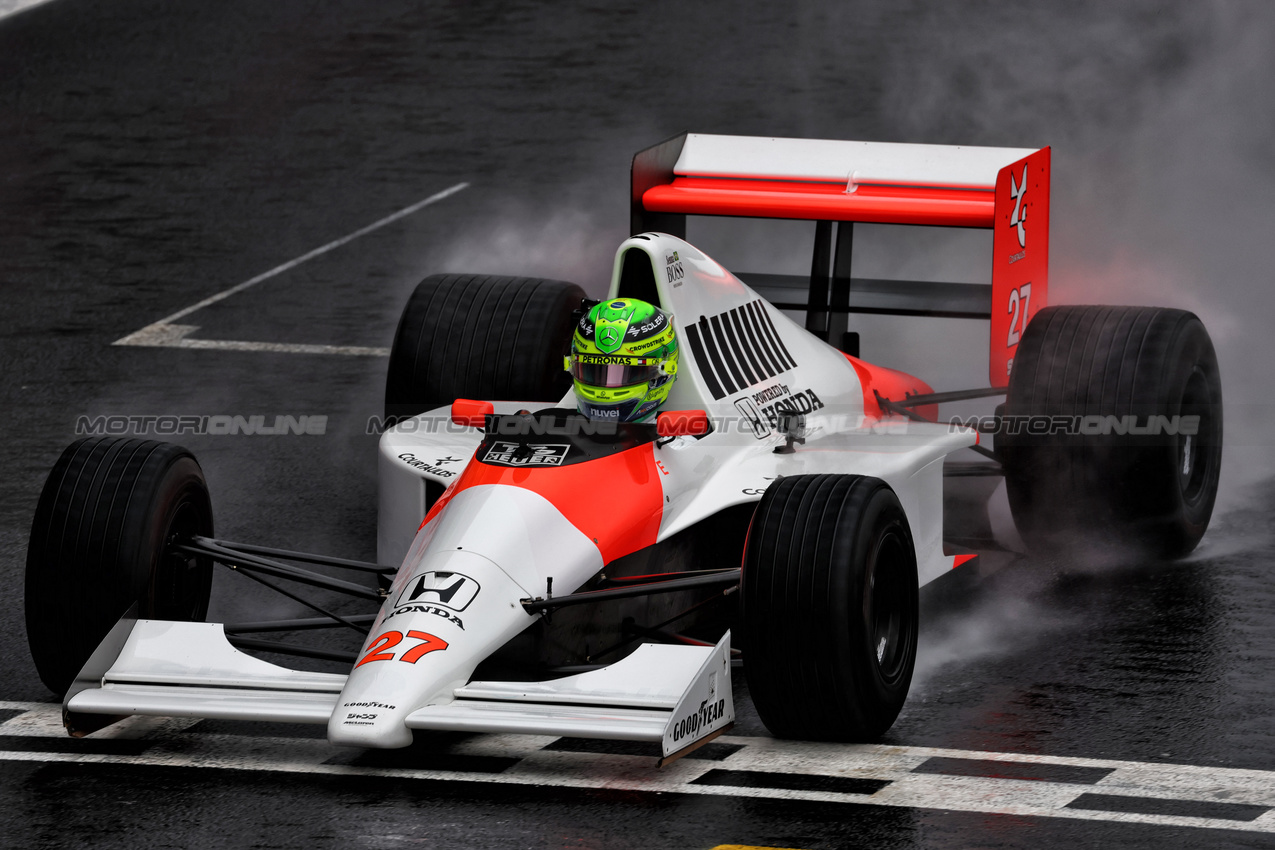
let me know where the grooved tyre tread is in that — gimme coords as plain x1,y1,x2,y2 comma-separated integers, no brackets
25,437,214,697
741,474,918,741
1000,305,1222,558
384,274,586,420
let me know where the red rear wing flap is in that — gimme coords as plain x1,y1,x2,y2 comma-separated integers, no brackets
632,134,1051,388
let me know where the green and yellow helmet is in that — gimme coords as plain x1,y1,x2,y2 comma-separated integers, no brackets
565,298,679,423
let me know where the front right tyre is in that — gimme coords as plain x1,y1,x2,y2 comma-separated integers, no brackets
25,438,214,697
741,474,918,741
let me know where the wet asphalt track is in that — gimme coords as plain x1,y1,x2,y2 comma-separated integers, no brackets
2,1,1275,847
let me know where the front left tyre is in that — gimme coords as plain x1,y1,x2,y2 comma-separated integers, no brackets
25,437,214,697
384,273,586,422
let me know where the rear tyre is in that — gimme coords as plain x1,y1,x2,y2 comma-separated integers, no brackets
25,438,214,697
999,305,1222,558
741,475,918,740
384,274,586,421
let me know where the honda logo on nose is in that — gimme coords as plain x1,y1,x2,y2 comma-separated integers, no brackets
394,570,480,611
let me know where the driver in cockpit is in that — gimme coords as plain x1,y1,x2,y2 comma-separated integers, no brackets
564,298,679,423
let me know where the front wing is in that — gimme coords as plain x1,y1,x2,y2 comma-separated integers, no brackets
64,615,735,763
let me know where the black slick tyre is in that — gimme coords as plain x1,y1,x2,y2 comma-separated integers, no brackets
741,474,918,741
25,438,215,697
384,274,586,421
999,305,1222,559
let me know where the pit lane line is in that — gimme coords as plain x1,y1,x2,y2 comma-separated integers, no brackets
112,182,468,357
1,702,1271,834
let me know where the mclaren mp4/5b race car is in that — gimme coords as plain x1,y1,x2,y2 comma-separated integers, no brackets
25,134,1223,762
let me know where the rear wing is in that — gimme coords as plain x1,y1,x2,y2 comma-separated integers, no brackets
631,133,1050,387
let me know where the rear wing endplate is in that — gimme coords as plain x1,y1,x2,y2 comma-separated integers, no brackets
632,133,1051,387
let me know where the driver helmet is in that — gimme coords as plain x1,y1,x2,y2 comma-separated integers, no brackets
565,297,679,423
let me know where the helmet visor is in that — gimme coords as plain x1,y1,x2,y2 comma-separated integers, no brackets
570,354,663,388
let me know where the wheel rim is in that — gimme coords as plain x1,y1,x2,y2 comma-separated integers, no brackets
867,526,910,684
1178,367,1215,507
153,494,210,620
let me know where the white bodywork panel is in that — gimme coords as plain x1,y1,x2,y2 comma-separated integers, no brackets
66,620,345,724
407,634,732,750
377,401,530,573
674,133,1036,189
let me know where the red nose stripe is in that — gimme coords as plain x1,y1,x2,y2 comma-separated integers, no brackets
419,443,664,565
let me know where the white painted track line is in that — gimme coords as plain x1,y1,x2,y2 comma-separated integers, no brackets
0,0,55,21
114,182,468,355
2,704,1271,833
117,324,390,357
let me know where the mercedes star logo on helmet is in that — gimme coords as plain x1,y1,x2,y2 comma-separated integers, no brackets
597,326,622,352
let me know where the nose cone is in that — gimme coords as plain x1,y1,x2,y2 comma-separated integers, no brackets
329,484,606,749
328,549,533,748
415,483,607,596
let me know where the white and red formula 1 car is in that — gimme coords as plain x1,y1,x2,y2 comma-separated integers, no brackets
26,134,1222,761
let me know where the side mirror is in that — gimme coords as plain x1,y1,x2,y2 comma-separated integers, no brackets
656,409,711,438
773,411,806,454
451,399,494,427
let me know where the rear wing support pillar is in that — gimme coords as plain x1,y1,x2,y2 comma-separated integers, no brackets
805,221,855,353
